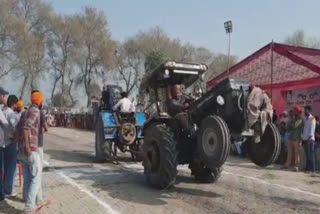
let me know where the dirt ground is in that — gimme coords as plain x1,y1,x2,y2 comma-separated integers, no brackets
1,127,320,214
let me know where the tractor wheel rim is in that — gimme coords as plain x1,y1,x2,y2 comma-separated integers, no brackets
202,128,218,156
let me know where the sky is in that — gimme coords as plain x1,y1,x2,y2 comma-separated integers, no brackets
46,0,320,58
2,0,320,106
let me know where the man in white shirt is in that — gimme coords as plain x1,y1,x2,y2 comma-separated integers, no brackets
301,106,316,175
0,86,9,201
3,95,19,197
113,92,133,113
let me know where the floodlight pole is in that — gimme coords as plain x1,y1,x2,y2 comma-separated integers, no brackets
224,21,232,76
227,32,231,76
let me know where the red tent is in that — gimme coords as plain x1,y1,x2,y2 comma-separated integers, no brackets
207,42,320,114
207,42,320,91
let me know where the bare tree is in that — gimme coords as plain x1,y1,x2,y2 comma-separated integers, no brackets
71,7,116,106
0,0,27,79
206,54,238,82
284,30,320,48
47,15,75,105
11,0,52,98
113,44,143,94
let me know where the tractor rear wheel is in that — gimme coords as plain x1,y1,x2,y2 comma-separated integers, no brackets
248,123,281,167
95,117,112,162
197,115,231,170
189,158,222,183
142,124,177,189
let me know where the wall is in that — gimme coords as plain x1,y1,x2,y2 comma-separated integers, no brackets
285,86,320,118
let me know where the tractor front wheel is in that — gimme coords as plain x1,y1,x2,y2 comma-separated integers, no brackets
142,124,177,189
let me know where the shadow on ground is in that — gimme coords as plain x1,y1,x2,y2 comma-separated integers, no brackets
46,149,140,165
46,149,93,163
64,167,222,206
0,200,22,214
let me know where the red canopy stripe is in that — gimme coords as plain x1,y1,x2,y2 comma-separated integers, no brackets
207,42,320,91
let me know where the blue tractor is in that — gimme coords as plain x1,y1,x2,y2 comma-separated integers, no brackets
95,85,146,162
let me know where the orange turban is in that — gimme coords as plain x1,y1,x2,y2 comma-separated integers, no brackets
17,100,24,109
31,92,43,106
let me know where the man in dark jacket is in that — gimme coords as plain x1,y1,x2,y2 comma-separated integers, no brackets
167,84,193,131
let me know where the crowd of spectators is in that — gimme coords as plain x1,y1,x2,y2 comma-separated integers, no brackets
277,106,319,176
0,87,50,213
50,112,95,131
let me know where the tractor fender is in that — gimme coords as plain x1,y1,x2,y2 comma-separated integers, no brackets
99,111,117,140
142,113,175,135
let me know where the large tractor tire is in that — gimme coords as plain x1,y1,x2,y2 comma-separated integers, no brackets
248,123,281,167
95,117,112,163
142,124,177,189
189,158,222,183
197,115,231,170
130,140,143,162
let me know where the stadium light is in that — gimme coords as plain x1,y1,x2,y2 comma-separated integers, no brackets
224,20,233,75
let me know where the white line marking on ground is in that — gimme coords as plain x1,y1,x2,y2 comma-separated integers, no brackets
58,172,120,214
223,171,320,198
119,164,320,199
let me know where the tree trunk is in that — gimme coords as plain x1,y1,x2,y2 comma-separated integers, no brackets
68,79,75,107
20,75,29,100
86,76,91,107
51,76,61,106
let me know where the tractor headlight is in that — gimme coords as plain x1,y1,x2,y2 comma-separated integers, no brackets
216,95,225,106
165,61,176,67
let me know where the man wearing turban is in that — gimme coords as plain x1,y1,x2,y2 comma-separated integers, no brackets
18,91,44,213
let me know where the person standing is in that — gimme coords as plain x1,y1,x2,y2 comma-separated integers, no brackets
31,91,49,208
283,107,303,171
315,116,320,167
315,116,320,143
0,86,9,202
301,106,316,176
16,100,24,114
3,95,19,197
18,91,43,213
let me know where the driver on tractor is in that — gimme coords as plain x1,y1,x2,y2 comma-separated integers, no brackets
167,84,194,132
113,92,134,113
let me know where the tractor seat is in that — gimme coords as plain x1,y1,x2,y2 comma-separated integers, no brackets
116,112,136,124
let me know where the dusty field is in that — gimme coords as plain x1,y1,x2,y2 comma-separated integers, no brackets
1,127,320,214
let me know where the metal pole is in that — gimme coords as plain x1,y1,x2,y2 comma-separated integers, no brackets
270,41,274,101
227,32,231,76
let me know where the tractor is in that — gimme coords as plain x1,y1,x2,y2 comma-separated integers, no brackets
95,85,146,162
141,61,280,189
